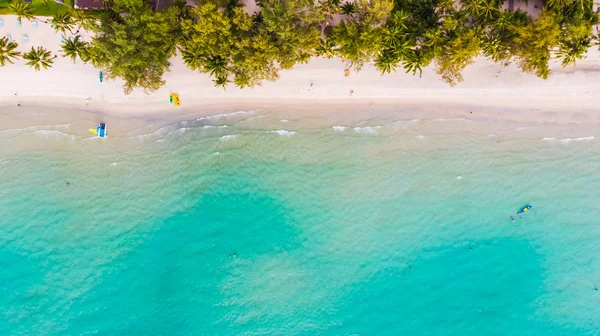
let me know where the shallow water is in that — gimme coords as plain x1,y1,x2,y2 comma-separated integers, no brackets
1,108,600,335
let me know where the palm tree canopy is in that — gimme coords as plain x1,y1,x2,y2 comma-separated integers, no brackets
61,35,89,63
9,0,35,23
341,2,356,16
214,75,230,90
23,46,54,71
52,12,75,34
0,36,21,66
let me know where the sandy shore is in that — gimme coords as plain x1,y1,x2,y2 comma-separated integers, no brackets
1,14,600,129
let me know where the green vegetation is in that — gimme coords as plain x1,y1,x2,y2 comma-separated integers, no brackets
0,36,21,66
51,11,75,33
5,0,598,93
61,35,89,62
0,0,73,16
179,0,322,88
23,46,54,70
86,0,180,94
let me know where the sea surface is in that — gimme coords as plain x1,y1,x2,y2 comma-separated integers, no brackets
1,109,600,335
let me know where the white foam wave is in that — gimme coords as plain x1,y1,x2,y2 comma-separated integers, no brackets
33,130,76,141
137,124,177,139
197,110,256,122
203,125,229,129
332,126,347,132
416,135,426,140
111,162,117,166
353,126,381,135
542,137,556,142
269,130,296,136
220,135,236,142
280,119,289,123
0,124,71,137
560,136,594,144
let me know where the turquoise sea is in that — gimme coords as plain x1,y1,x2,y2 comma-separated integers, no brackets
1,108,600,335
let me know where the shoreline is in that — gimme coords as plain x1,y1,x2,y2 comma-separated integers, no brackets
1,97,598,144
1,14,600,135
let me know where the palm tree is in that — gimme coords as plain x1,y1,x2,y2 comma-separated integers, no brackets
388,10,410,30
61,35,89,63
71,9,97,32
461,0,480,18
316,39,336,58
492,10,515,32
481,33,506,62
402,50,424,77
556,38,591,67
52,12,75,34
383,26,404,48
23,46,54,71
545,0,570,11
181,49,204,70
0,37,21,66
214,75,230,90
340,2,356,16
374,51,399,74
9,0,35,24
476,0,501,21
204,56,228,78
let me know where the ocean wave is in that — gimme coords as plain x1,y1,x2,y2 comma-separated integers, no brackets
269,130,296,136
202,125,229,129
0,124,71,137
33,130,76,141
353,126,381,135
135,111,255,139
137,124,178,139
197,110,256,122
332,126,347,132
280,119,289,123
416,135,426,140
542,137,556,142
560,136,594,144
220,135,236,142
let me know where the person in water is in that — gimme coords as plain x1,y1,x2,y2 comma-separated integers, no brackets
510,216,514,221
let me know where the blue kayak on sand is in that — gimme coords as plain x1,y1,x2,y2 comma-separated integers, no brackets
517,205,532,214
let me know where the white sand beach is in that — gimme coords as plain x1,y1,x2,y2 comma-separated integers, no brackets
2,12,600,130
